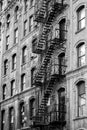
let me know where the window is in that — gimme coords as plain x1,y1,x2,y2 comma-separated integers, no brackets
30,98,35,118
12,54,16,70
21,74,26,91
11,80,15,96
14,28,18,44
2,84,6,100
58,88,65,120
20,102,25,127
9,107,15,130
59,19,66,40
1,110,5,130
24,0,28,12
30,0,34,7
31,68,36,87
77,81,86,116
6,14,10,29
0,0,3,11
77,6,85,30
24,20,27,36
6,35,9,50
29,15,33,32
15,6,19,21
4,59,8,75
58,53,66,75
22,46,27,64
77,43,85,67
0,22,2,37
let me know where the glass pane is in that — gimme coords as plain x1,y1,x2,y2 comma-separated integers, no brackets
80,8,85,19
80,97,85,105
80,56,85,66
79,44,85,56
81,19,85,28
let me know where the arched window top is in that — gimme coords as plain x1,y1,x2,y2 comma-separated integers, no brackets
76,80,85,86
29,96,35,102
22,45,27,50
58,87,65,92
4,59,8,63
15,6,19,21
7,14,10,19
58,52,65,58
15,6,19,12
77,5,85,12
77,42,85,48
20,100,24,106
59,18,66,24
76,80,85,92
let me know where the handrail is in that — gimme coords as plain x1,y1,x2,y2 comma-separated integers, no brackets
32,104,66,124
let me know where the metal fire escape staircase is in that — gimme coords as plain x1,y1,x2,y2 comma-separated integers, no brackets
33,0,67,54
31,0,67,127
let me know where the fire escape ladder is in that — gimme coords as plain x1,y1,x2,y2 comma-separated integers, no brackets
31,0,67,128
34,0,47,23
35,41,56,85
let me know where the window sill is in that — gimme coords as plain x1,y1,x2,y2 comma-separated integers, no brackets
77,64,86,70
11,69,16,72
73,116,87,121
14,20,18,24
21,63,26,66
29,6,34,10
3,74,7,78
75,27,85,34
21,127,29,130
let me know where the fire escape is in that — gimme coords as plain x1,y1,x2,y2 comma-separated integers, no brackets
31,0,67,129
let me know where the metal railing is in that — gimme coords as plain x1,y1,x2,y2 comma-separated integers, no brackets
31,104,66,125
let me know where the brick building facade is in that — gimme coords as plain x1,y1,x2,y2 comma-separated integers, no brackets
0,0,87,130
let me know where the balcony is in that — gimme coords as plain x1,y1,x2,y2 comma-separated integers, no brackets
46,104,66,126
30,104,66,128
47,0,66,15
34,0,47,23
32,35,45,54
46,58,66,81
48,28,67,45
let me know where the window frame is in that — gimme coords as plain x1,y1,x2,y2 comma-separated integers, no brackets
15,6,19,21
77,5,85,31
9,107,15,130
2,84,6,100
4,59,8,75
20,102,25,128
77,81,86,117
22,46,27,64
21,74,26,91
1,110,5,130
77,43,85,67
12,54,16,70
29,15,33,32
31,67,36,87
14,28,18,44
11,80,15,97
24,20,27,36
6,35,9,50
30,98,35,119
6,14,10,29
24,0,28,12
